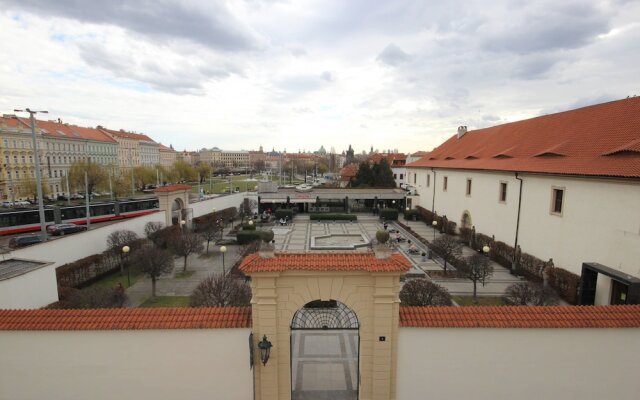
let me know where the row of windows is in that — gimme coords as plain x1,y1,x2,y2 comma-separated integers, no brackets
412,172,566,215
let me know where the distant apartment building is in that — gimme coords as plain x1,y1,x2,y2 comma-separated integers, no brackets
406,98,640,305
158,144,177,167
0,116,117,200
99,127,159,169
199,147,249,168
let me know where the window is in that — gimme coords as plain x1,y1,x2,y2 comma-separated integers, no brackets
499,182,508,203
399,173,404,180
466,178,472,196
2,139,7,147
427,174,430,187
393,173,397,179
413,173,417,184
551,188,565,215
443,176,448,191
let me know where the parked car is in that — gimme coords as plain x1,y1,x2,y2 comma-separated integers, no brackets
1,201,13,207
9,234,44,248
57,195,69,201
13,200,31,206
70,193,84,200
47,223,87,236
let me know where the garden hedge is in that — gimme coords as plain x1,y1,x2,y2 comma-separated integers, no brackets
380,208,399,221
274,209,294,220
310,213,357,221
236,230,263,244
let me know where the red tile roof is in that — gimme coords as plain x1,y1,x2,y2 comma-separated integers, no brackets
154,184,193,193
339,163,359,181
99,127,156,143
239,252,411,273
407,97,640,178
0,307,251,331
399,305,640,328
369,152,407,166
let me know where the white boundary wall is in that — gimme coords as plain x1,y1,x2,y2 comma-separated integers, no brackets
0,328,253,400
1,193,257,309
397,327,640,400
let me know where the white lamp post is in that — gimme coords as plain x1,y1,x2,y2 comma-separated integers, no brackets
220,245,227,275
432,220,438,241
122,245,131,287
483,245,490,255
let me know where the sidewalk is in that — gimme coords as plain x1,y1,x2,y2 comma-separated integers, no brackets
394,219,522,297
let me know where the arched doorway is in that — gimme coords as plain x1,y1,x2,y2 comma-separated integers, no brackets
461,210,472,230
171,198,184,225
290,300,359,400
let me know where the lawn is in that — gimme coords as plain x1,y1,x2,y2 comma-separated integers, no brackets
453,296,507,306
188,174,306,195
174,271,195,279
88,268,145,289
140,296,191,308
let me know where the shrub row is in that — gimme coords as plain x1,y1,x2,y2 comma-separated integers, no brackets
241,223,256,231
403,209,421,221
192,207,237,232
274,209,294,220
236,230,263,244
310,213,357,221
379,209,398,221
414,206,457,234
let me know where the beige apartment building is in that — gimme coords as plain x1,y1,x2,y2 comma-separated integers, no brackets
99,127,159,169
158,144,177,167
199,147,250,168
0,115,117,200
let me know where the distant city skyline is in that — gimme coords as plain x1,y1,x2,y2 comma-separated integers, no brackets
1,1,639,154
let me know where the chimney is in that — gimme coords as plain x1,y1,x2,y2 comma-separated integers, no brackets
457,126,467,139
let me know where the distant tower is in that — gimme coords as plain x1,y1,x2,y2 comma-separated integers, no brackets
259,145,263,152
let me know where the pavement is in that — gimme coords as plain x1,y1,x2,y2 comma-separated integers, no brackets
125,226,241,307
124,214,524,306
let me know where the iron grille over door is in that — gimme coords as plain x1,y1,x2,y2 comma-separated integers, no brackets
291,300,359,330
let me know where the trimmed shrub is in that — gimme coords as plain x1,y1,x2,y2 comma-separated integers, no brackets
400,279,452,306
241,223,256,231
274,209,294,220
236,230,262,244
192,207,237,231
376,230,390,243
380,208,399,221
403,209,421,221
261,230,274,243
547,267,580,305
310,213,357,221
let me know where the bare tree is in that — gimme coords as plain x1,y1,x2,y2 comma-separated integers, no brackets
106,230,139,275
190,273,252,307
61,286,128,309
504,282,559,306
171,231,204,272
462,253,494,300
144,221,164,240
238,198,258,223
431,235,462,272
399,279,452,306
132,244,174,298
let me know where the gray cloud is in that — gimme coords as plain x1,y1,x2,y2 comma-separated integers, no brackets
1,0,259,51
481,2,610,54
77,42,233,94
377,43,411,66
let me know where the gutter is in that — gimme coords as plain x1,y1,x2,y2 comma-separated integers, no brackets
431,168,437,214
514,172,523,270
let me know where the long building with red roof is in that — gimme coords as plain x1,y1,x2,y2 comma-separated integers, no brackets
406,97,640,305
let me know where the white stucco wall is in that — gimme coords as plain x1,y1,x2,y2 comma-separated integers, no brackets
397,327,640,400
190,192,253,217
409,168,640,279
0,265,56,309
0,328,253,400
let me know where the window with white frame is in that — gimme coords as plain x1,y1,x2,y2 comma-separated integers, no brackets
499,182,507,203
443,176,448,191
551,187,565,215
466,178,472,196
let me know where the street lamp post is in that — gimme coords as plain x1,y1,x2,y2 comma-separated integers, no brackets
483,245,490,256
122,245,131,287
220,245,227,275
14,108,48,239
180,219,186,233
432,220,438,241
405,207,410,221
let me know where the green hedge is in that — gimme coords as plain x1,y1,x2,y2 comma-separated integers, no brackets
236,230,262,244
404,209,420,220
380,209,399,221
241,223,256,231
274,209,294,220
310,213,357,221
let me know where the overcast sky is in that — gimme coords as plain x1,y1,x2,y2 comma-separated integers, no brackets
1,0,638,154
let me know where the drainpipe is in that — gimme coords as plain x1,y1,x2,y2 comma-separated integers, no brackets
513,172,523,271
431,168,437,214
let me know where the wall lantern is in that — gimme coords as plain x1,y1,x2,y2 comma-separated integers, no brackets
258,335,273,366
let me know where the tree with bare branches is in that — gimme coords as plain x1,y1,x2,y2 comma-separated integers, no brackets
461,253,494,300
132,244,174,299
431,235,462,272
399,279,452,306
144,221,164,240
504,281,559,306
171,231,204,272
106,230,139,275
190,273,252,307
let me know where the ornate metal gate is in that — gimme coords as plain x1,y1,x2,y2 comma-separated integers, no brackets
291,300,359,330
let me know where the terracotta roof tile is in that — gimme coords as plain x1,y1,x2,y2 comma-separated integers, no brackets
0,307,251,331
239,252,411,273
399,305,640,328
99,127,156,143
407,97,640,178
154,184,192,193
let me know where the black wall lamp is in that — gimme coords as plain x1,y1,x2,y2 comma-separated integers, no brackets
258,335,273,366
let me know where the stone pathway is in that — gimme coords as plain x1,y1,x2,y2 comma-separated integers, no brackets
126,227,241,307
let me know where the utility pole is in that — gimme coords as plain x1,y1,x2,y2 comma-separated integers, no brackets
14,108,47,239
84,171,90,230
108,169,114,201
65,172,71,206
129,149,134,197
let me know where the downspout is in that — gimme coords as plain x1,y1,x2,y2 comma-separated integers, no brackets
431,168,437,214
513,172,523,271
